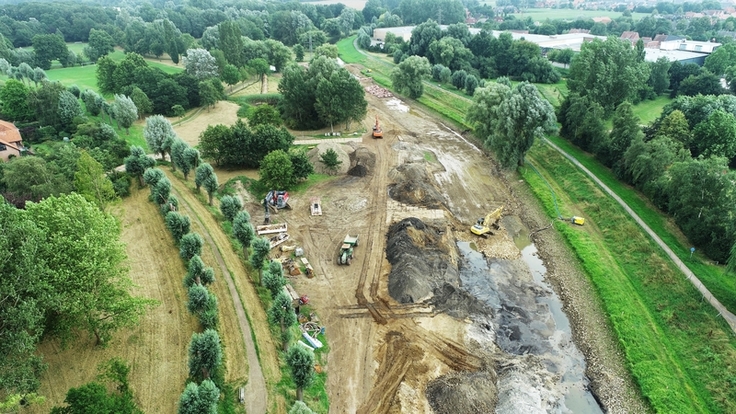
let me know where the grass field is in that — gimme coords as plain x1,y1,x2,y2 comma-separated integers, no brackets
631,95,671,125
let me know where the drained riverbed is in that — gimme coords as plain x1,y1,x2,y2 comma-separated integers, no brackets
458,241,603,413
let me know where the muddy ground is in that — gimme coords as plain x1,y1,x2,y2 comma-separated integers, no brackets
231,66,646,413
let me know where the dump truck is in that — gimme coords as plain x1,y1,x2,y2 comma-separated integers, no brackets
338,234,359,265
470,206,503,237
372,115,383,138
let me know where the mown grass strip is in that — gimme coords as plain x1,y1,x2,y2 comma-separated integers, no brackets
545,135,736,314
525,143,736,413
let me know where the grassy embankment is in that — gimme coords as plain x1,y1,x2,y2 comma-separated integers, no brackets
338,35,736,413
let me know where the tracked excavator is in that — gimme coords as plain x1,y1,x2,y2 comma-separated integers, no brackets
470,206,503,237
372,115,383,138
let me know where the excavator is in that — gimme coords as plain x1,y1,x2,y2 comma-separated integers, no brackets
372,115,383,138
470,206,503,237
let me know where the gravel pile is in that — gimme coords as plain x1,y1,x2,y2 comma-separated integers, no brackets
365,85,393,98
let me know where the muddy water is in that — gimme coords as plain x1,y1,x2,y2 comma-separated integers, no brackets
458,241,603,414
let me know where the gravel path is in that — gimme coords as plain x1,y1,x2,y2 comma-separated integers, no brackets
544,138,736,334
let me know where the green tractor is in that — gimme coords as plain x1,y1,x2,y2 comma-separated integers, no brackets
338,234,359,265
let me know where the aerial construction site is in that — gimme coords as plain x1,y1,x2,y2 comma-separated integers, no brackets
234,67,644,413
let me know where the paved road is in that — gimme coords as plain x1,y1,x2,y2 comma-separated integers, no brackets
544,138,736,334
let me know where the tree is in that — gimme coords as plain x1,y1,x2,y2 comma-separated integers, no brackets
51,358,141,414
293,44,305,62
606,101,643,173
428,37,473,71
166,211,191,243
112,94,137,135
704,42,736,75
320,148,342,173
170,138,188,173
692,109,736,159
464,75,479,96
26,193,154,345
144,115,176,160
269,290,296,352
250,104,282,128
129,87,152,119
33,33,68,70
84,28,115,63
391,56,431,99
678,71,724,96
221,64,239,91
450,70,468,89
184,49,218,80
58,90,83,130
74,151,117,210
200,167,218,206
185,255,215,287
198,125,231,166
178,380,219,414
315,69,367,132
124,146,155,187
0,79,32,121
181,148,199,181
81,89,103,116
409,20,442,57
233,211,255,256
567,37,650,113
249,58,270,94
198,80,219,110
649,57,671,96
250,237,271,284
194,163,214,192
287,344,315,401
219,195,242,222
290,151,314,181
289,401,316,414
217,21,245,68
180,232,204,261
263,261,286,299
187,329,222,382
0,202,47,400
260,150,295,190
468,82,557,168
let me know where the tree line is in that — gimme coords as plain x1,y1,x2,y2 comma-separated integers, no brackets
556,37,736,263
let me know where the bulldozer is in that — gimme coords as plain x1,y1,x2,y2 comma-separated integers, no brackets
372,115,383,138
470,206,504,237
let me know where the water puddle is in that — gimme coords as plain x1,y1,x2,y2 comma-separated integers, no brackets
457,241,603,414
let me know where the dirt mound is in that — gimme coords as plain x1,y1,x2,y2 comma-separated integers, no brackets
386,218,458,304
388,163,444,208
307,143,351,175
430,283,492,319
426,371,498,414
347,146,376,177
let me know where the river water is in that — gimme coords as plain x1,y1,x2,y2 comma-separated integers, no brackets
457,241,603,414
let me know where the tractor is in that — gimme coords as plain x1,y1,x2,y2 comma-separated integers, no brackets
338,234,359,265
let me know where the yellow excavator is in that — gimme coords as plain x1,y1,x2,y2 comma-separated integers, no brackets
372,115,383,138
470,206,503,237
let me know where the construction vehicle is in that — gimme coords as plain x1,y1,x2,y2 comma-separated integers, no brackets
264,190,291,211
310,197,322,216
372,115,383,138
338,234,359,265
470,206,503,237
570,216,585,226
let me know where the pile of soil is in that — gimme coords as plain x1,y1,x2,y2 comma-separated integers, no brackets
348,146,376,177
426,371,498,414
388,163,444,208
386,218,458,304
307,143,351,175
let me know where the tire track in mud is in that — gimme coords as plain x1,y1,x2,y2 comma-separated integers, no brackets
168,179,267,414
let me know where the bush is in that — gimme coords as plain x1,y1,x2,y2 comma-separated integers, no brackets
110,171,131,197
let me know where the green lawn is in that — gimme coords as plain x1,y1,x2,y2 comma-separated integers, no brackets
631,95,672,125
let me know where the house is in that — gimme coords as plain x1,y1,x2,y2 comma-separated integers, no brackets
0,120,25,162
620,31,640,45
